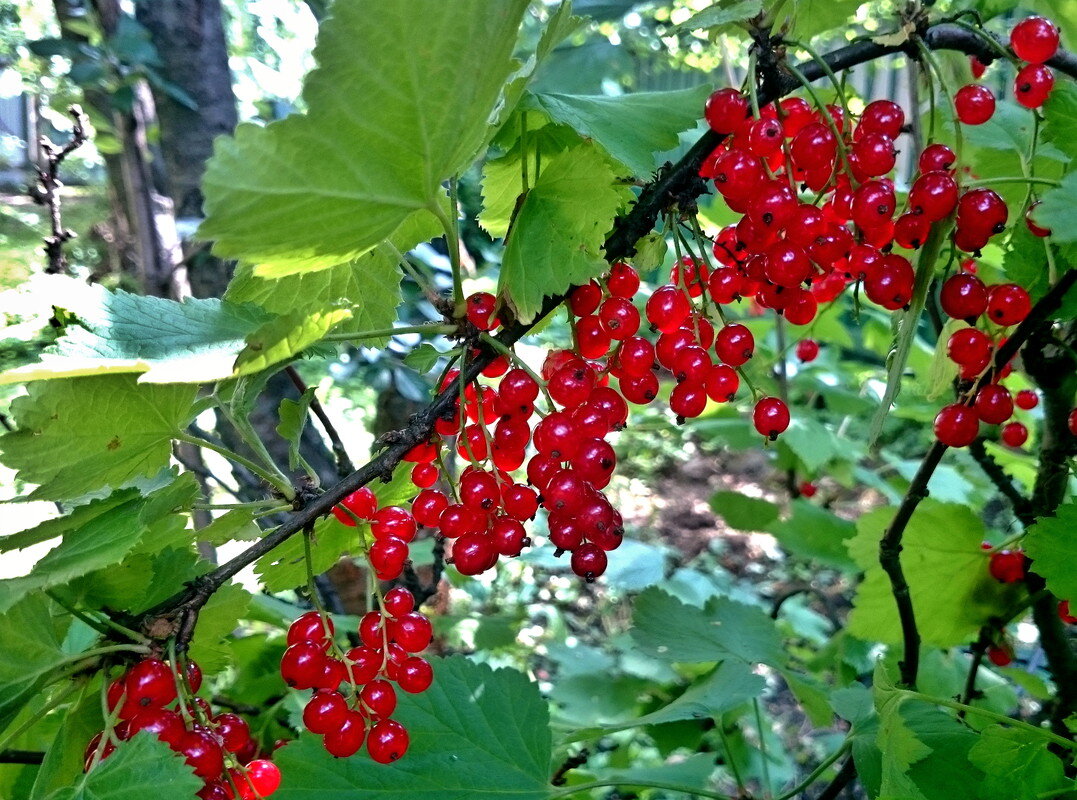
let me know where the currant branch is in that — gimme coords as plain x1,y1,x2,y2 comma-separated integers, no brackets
29,105,89,276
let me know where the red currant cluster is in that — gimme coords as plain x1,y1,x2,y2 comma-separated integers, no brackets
331,486,420,582
87,657,279,799
962,15,1059,125
280,594,430,762
932,271,1037,448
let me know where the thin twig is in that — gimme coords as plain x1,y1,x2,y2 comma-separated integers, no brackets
968,438,1035,525
285,366,355,477
0,750,45,765
29,105,88,275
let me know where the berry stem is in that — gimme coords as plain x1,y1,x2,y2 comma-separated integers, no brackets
388,241,444,309
785,61,854,183
479,332,556,413
962,176,1060,189
783,38,851,122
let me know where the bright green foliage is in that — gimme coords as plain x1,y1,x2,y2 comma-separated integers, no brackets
189,582,251,672
779,417,843,472
631,588,786,667
273,657,550,800
847,501,1019,646
234,308,352,373
575,753,718,794
709,490,780,530
199,0,530,275
1033,171,1077,243
1043,82,1077,163
277,387,316,471
524,86,710,176
0,480,190,613
1,490,139,553
674,1,763,34
0,375,197,500
968,725,1073,800
46,733,202,800
1023,503,1077,601
766,500,856,569
500,144,628,321
0,279,272,385
0,595,69,732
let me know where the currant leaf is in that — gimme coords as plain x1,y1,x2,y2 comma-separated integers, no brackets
1022,502,1077,601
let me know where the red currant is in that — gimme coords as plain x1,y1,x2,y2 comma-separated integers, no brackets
989,549,1026,583
1001,421,1029,447
1014,63,1054,108
954,84,995,125
933,404,979,447
753,397,790,440
1011,16,1060,64
367,719,410,764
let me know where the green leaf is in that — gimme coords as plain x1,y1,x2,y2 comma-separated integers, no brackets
188,582,250,673
198,508,264,546
30,683,103,799
1042,81,1077,163
1023,503,1077,601
0,375,197,501
925,319,966,401
0,277,272,385
786,0,863,39
631,232,668,270
499,144,627,322
403,342,450,374
50,732,202,800
846,501,1022,646
1034,171,1077,243
224,218,433,343
765,499,856,569
274,657,550,800
564,660,763,742
277,387,316,471
578,753,717,793
709,490,780,530
234,308,351,373
632,588,786,667
0,595,68,733
198,0,530,275
1,489,139,553
673,0,763,33
778,416,841,472
525,86,710,177
968,725,1072,800
1004,224,1051,302
872,661,931,799
0,480,191,614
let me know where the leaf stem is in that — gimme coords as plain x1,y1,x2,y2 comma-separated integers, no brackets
753,698,773,799
963,176,1060,189
45,590,150,645
434,180,465,307
774,739,851,800
548,778,735,799
176,433,294,500
321,324,458,342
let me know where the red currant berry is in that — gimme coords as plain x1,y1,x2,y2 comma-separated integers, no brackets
397,656,434,694
465,292,499,331
1015,389,1039,410
412,489,448,527
954,84,996,125
1025,201,1051,237
411,462,438,488
570,542,608,581
987,644,1014,667
704,88,749,134
125,659,177,710
646,285,691,333
178,730,225,779
669,381,708,420
940,273,988,321
1059,600,1077,625
244,760,282,798
288,610,333,647
360,679,398,719
382,586,415,617
989,549,1026,583
1011,16,1060,64
569,282,602,316
451,532,496,575
858,100,905,139
934,404,979,447
970,55,988,79
332,487,377,526
796,339,820,362
606,262,640,297
390,612,432,652
303,691,349,735
1014,63,1055,108
715,323,755,366
213,713,252,753
705,364,738,402
947,328,992,367
909,171,959,222
128,708,185,748
918,143,956,172
281,642,328,690
986,283,1031,326
1001,421,1029,447
367,719,409,764
753,396,790,440
323,710,366,758
974,385,1015,425
799,481,818,498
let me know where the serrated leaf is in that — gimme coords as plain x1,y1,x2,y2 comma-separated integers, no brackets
873,661,931,799
673,0,762,33
234,308,351,373
499,144,627,322
1042,81,1077,163
525,86,711,177
0,595,68,733
198,509,264,546
847,501,1022,646
580,753,717,793
0,375,197,501
403,343,449,374
766,499,856,569
50,733,202,800
0,278,273,385
274,657,550,800
30,683,102,799
1023,503,1077,601
1032,171,1077,243
968,725,1072,800
0,480,191,614
632,588,786,667
1,490,139,554
779,416,840,472
709,490,780,530
785,0,863,39
198,0,530,275
926,319,966,401
631,232,667,270
224,218,431,344
188,582,250,673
